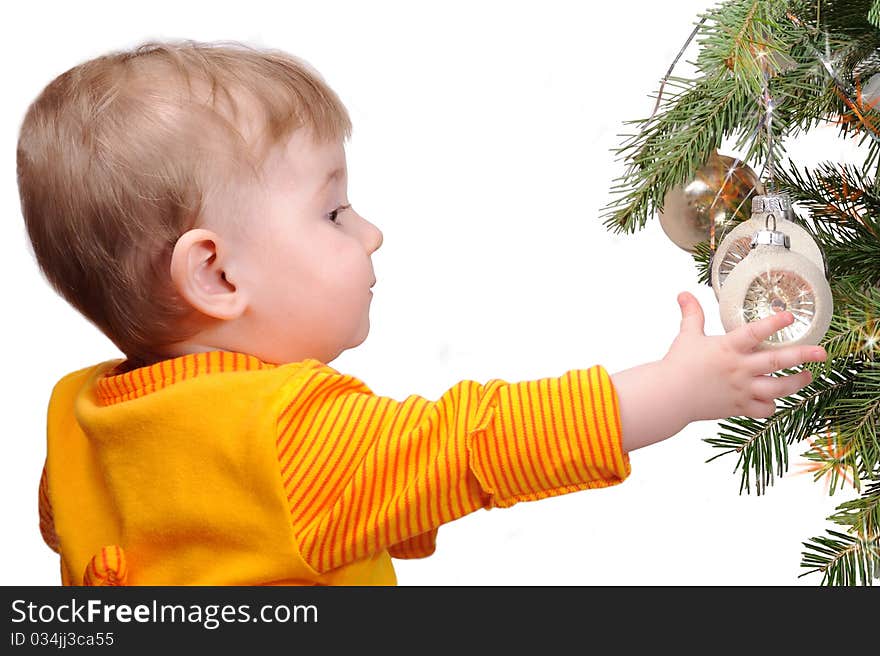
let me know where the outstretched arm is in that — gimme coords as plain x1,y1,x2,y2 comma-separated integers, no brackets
275,363,630,573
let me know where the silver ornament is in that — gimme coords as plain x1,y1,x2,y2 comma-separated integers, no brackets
718,214,833,349
710,193,828,299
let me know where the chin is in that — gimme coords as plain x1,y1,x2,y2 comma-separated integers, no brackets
353,328,370,349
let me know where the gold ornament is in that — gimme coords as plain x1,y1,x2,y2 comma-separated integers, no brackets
659,151,764,253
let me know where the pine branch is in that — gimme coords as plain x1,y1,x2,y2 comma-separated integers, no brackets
602,75,751,235
827,360,880,481
602,1,877,236
773,162,880,235
703,363,860,495
810,0,880,37
799,375,880,587
601,0,807,232
828,480,880,535
821,279,880,366
697,0,785,97
799,528,880,585
785,2,880,141
692,240,715,287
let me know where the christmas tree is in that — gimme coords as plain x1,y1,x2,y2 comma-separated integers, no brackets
603,0,880,586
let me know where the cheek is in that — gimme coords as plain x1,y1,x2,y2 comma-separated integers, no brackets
323,231,363,272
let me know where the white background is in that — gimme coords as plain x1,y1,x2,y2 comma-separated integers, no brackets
2,0,868,586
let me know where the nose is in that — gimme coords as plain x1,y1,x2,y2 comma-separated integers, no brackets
352,207,383,253
367,221,383,254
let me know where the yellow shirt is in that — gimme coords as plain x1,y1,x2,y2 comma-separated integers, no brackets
39,351,630,585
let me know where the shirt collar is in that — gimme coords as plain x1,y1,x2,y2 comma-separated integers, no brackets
95,350,277,406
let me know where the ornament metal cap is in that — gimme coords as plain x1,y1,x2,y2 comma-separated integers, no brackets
750,213,791,249
751,193,792,215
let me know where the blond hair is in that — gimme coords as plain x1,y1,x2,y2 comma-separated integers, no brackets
16,40,352,368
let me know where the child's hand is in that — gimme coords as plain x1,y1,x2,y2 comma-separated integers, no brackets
661,291,828,423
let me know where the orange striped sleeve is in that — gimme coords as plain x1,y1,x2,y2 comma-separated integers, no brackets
469,365,630,507
38,460,59,553
275,365,629,573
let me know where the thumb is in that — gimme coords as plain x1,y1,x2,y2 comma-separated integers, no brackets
677,291,705,336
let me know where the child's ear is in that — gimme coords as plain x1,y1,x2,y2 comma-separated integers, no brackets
169,228,248,321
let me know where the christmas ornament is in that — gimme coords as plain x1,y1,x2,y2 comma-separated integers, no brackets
859,72,880,111
718,213,833,349
710,193,828,299
659,151,764,253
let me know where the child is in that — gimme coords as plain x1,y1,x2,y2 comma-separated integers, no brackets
18,40,827,586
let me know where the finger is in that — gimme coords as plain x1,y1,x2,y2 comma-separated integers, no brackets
677,291,705,337
742,397,778,419
750,369,813,402
746,344,827,376
728,310,796,352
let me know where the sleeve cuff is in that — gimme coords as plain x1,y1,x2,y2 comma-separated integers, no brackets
467,365,630,508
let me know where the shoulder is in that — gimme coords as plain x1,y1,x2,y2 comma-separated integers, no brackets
274,358,376,399
49,359,122,399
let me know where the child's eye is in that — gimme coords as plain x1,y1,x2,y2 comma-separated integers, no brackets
326,204,352,224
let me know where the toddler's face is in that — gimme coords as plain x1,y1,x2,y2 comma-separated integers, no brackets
214,128,383,364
